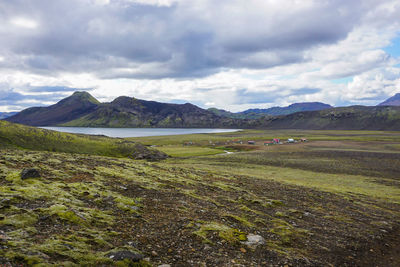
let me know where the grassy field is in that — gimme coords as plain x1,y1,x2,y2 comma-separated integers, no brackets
156,145,224,157
1,125,400,266
131,129,400,145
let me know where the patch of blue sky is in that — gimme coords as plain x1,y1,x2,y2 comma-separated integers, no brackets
331,77,353,84
278,74,297,80
384,35,400,58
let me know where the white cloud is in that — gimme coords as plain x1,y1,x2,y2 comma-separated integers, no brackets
10,17,38,29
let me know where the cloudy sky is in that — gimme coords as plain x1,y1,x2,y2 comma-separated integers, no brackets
0,0,400,112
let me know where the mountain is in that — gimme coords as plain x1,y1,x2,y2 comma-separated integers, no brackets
208,102,332,119
60,96,249,128
240,102,333,116
6,91,100,126
7,92,400,130
0,112,17,119
378,93,400,106
7,92,250,128
257,105,400,130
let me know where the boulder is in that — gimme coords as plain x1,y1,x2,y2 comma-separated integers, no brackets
131,143,168,161
21,168,41,179
106,250,144,262
244,234,265,248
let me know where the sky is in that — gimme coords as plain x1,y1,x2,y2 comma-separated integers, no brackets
0,0,400,112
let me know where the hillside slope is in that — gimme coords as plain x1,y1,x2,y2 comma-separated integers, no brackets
0,120,166,160
259,106,400,130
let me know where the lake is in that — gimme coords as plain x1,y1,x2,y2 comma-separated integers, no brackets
41,127,241,138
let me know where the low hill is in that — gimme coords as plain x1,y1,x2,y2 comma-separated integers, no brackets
6,91,100,126
258,105,400,130
379,93,400,106
0,120,167,160
207,108,241,118
209,102,332,119
0,112,17,119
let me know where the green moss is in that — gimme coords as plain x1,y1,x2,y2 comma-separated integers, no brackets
192,221,247,244
269,219,308,246
47,204,86,225
275,211,286,217
5,171,21,182
1,212,38,227
224,214,254,227
35,237,112,265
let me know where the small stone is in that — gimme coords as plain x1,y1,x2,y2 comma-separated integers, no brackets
158,265,171,267
240,247,247,253
151,250,158,256
106,250,144,262
127,241,138,247
21,168,41,179
0,233,11,240
129,206,139,211
244,234,265,247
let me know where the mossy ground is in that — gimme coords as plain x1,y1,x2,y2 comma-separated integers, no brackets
1,129,400,266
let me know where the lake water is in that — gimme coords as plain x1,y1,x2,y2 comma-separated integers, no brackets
41,127,241,138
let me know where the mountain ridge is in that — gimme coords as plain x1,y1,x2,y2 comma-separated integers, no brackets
5,91,400,130
0,112,17,119
378,93,400,106
6,92,250,128
258,105,400,130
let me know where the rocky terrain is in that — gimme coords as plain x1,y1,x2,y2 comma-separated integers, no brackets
1,124,400,266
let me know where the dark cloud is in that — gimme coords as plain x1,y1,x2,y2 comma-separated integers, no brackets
0,0,378,79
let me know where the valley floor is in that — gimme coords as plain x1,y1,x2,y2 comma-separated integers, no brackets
1,130,400,266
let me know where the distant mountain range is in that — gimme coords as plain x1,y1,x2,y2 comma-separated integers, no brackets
208,102,333,119
4,91,400,130
0,112,17,120
5,92,250,128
